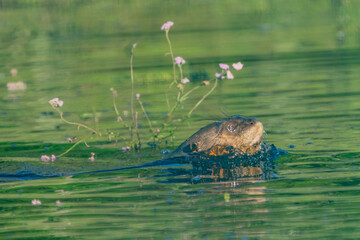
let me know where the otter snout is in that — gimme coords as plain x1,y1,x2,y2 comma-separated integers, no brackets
248,119,263,145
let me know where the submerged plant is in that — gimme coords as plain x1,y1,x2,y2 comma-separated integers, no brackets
48,98,99,135
45,21,244,159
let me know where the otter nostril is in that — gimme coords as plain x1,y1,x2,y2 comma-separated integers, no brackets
248,120,255,125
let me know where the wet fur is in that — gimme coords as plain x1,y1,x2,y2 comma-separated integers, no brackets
171,116,263,157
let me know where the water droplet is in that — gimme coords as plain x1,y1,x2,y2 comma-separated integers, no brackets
192,176,201,181
161,149,171,155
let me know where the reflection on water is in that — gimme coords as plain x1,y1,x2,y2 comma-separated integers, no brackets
1,0,360,239
157,142,283,184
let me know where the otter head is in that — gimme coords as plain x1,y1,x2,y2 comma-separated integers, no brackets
216,116,264,148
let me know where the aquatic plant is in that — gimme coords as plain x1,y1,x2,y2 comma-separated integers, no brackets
31,199,42,205
47,21,244,159
41,155,50,162
219,63,230,70
89,152,95,162
232,62,244,71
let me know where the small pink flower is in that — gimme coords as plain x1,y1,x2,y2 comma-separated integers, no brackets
226,70,234,79
232,62,244,71
31,199,42,205
89,152,95,162
219,63,230,70
110,88,118,96
161,21,174,31
51,154,56,162
48,98,64,107
6,82,26,91
215,73,225,79
41,155,50,162
122,146,131,152
136,93,140,99
156,129,160,133
175,56,186,65
181,78,190,84
10,68,18,77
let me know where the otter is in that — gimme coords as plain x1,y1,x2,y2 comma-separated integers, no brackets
71,116,267,177
0,116,278,181
171,115,264,157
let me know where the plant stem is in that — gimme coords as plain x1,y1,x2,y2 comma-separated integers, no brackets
165,30,177,112
188,78,218,118
137,98,154,132
165,91,171,111
165,30,177,85
178,64,183,81
182,86,200,99
111,91,123,122
57,140,83,158
177,64,184,100
130,44,136,141
169,101,179,117
134,111,141,149
53,107,99,135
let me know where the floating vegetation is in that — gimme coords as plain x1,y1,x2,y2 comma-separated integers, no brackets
47,21,245,159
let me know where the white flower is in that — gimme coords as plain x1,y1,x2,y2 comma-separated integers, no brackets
48,98,63,107
232,62,244,71
219,63,230,70
181,78,190,84
122,146,131,152
31,199,42,205
7,81,26,91
226,70,234,79
10,68,18,77
215,73,225,79
110,88,118,96
89,152,95,162
161,21,174,31
175,56,186,65
41,155,50,162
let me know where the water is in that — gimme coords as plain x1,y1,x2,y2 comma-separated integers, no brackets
1,0,360,239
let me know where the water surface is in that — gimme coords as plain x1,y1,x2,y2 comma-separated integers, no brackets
1,1,360,239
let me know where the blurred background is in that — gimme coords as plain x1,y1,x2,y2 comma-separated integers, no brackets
1,0,360,152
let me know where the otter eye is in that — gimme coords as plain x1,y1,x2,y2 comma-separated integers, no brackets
248,119,256,125
227,125,236,132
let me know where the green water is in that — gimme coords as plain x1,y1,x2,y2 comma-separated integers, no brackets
1,0,360,239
